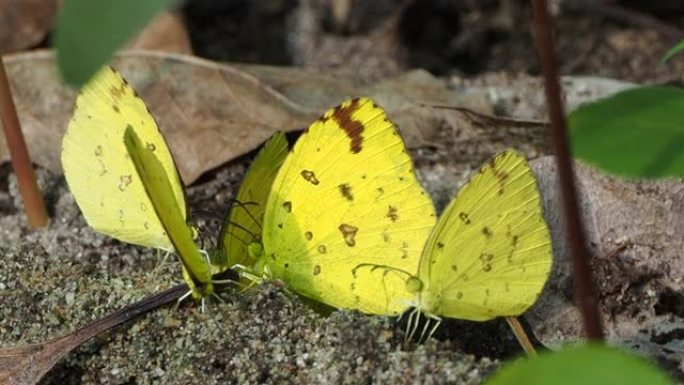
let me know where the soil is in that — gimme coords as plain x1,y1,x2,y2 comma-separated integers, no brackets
2,0,684,383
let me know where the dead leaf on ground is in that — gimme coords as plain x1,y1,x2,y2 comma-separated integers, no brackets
127,10,193,55
1,50,491,184
1,50,314,184
0,0,57,52
528,157,684,377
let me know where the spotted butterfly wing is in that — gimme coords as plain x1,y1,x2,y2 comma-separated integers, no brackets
62,67,186,250
261,98,437,315
217,132,289,270
417,150,552,321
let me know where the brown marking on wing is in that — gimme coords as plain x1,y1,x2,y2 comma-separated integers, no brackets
482,226,493,238
118,175,132,191
331,98,365,154
109,83,126,98
338,223,359,247
301,170,320,185
480,252,494,272
283,201,292,213
339,183,354,201
489,156,510,196
386,205,399,222
459,212,471,224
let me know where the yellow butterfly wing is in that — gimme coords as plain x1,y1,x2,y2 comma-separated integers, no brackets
61,67,185,250
261,98,437,315
124,126,212,297
418,150,552,321
217,132,289,269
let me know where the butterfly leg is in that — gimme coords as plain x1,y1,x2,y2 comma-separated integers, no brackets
427,317,441,341
150,247,173,280
505,316,537,357
418,316,432,343
406,308,422,343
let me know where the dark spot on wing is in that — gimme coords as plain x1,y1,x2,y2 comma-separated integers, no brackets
338,224,359,247
283,201,292,213
304,231,313,241
331,98,365,153
459,212,471,224
317,245,327,254
482,226,493,238
339,183,354,201
118,175,132,191
301,170,320,185
386,205,399,222
313,265,321,275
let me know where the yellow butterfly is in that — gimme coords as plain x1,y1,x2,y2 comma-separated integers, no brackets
215,132,289,272
62,67,213,297
222,97,438,315
222,98,551,334
398,150,553,339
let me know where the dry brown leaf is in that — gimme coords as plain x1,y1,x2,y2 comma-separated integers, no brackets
0,0,57,53
1,50,489,184
528,157,684,376
1,50,314,184
127,10,193,55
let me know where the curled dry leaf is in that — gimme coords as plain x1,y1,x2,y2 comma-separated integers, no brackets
0,50,488,184
528,157,684,378
1,50,314,184
0,0,57,53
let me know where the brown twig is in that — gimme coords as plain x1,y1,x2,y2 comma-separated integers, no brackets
0,56,48,228
530,0,604,341
0,283,188,385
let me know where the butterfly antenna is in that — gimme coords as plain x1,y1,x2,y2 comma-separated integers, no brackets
226,198,263,229
224,220,260,245
352,263,414,280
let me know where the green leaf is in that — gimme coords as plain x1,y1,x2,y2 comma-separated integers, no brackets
660,38,684,64
570,86,684,178
485,344,674,385
55,0,177,87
